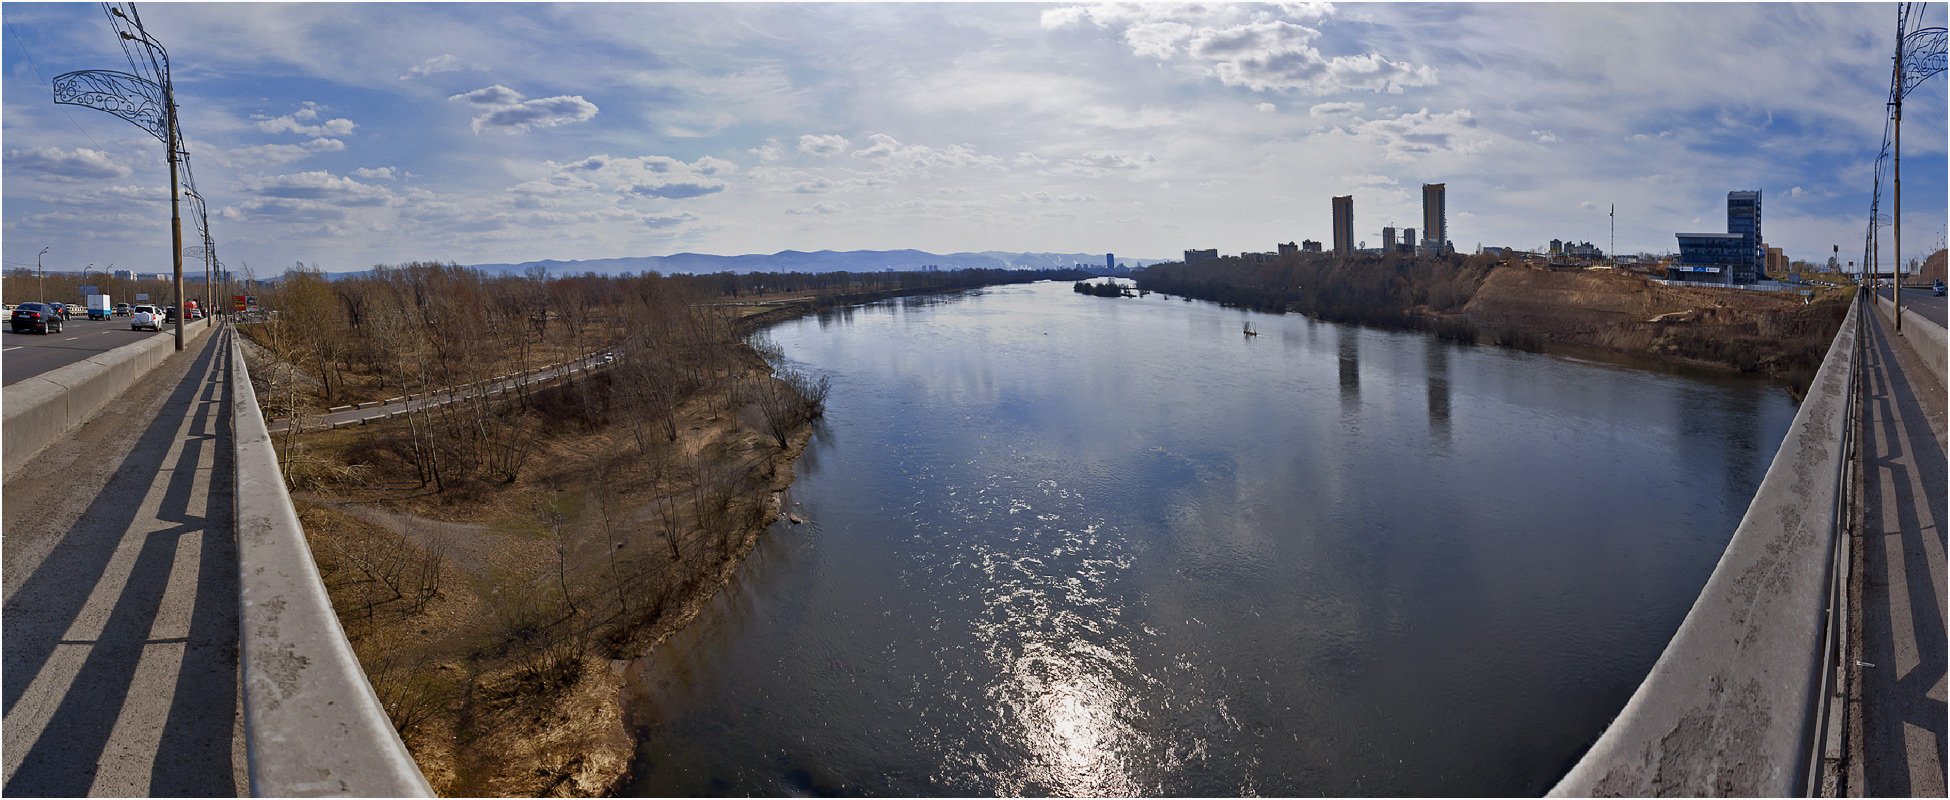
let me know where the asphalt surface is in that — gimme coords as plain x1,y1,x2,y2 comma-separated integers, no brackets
1,316,202,386
1876,287,1948,328
1,326,246,796
1849,304,1947,797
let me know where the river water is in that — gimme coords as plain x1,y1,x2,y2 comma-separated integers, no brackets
622,281,1797,796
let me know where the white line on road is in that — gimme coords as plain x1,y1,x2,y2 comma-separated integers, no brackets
64,337,79,341
4,346,20,352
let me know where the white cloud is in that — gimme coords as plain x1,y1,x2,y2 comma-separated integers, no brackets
1257,102,1277,112
254,103,357,137
241,170,396,207
1046,5,1434,94
1531,130,1560,143
450,85,598,134
402,53,463,80
543,154,728,200
353,166,398,180
798,134,849,157
1310,101,1365,117
1047,152,1155,178
849,134,1002,172
1347,108,1490,161
5,147,133,181
751,139,785,163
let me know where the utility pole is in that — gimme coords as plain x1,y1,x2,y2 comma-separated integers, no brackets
37,246,48,303
51,3,192,350
1886,3,1947,333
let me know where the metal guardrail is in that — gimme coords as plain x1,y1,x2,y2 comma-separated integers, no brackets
1550,289,1864,796
228,325,435,797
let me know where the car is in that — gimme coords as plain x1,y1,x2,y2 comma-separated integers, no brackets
163,306,180,324
187,307,203,320
11,302,64,334
47,302,73,320
131,304,164,331
1934,281,1946,297
115,303,132,316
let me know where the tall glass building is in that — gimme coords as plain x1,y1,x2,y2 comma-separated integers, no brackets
1332,195,1354,257
1673,190,1764,284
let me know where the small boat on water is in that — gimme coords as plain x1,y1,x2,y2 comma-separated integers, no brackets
1243,322,1258,336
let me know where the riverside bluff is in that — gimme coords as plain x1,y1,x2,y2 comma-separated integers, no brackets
243,266,1086,797
253,256,1847,796
1131,254,1854,396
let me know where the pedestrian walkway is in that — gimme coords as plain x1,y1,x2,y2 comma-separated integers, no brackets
2,327,245,796
1849,304,1947,797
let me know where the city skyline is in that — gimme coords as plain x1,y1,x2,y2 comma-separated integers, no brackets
3,2,1945,276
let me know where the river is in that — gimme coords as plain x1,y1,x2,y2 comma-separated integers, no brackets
622,280,1798,796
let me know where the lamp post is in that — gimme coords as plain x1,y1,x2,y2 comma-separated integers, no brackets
37,246,48,303
1888,5,1947,333
53,4,187,350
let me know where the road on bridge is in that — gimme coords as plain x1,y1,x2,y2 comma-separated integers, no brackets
2,325,245,795
1875,287,1948,329
1,318,205,387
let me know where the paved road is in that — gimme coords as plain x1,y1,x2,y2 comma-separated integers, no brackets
1876,288,1947,328
1,318,207,386
1848,304,1947,797
2,326,245,796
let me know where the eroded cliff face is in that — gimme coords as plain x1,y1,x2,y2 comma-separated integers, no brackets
1461,266,1850,388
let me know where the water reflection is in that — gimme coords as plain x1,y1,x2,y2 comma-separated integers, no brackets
624,281,1801,796
1337,326,1360,418
1426,337,1452,448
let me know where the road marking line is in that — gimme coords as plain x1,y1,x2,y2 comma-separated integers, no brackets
4,346,20,351
64,337,79,341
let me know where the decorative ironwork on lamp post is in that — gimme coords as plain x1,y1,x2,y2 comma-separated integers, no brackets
52,2,188,350
1887,3,1946,332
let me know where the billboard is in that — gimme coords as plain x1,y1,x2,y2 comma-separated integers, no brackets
233,294,248,312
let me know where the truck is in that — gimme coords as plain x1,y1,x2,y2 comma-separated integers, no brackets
87,294,112,320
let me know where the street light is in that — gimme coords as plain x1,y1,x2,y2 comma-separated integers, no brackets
54,4,187,350
37,246,49,303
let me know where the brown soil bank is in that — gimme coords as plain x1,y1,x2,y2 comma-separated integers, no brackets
1460,266,1850,390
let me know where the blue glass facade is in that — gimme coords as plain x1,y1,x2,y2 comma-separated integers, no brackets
1670,190,1763,284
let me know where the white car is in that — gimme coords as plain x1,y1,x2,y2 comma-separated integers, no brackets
131,305,164,331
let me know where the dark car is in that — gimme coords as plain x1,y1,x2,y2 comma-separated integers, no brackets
11,302,65,334
164,306,180,323
1933,280,1945,297
115,302,132,316
47,302,73,320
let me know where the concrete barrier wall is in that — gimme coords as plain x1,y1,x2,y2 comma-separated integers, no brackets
1551,293,1862,796
3,321,214,478
1870,296,1946,390
228,329,434,797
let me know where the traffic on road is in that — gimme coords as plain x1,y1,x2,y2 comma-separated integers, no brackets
1876,287,1948,328
1,315,182,386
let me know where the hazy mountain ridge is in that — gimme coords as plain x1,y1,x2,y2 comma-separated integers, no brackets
463,249,1159,276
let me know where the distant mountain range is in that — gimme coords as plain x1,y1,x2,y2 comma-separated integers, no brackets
464,249,1162,276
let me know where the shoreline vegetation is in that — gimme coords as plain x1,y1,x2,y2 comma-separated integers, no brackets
243,252,1870,796
240,261,1090,796
1125,253,1859,397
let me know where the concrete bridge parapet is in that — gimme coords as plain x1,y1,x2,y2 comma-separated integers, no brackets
1551,290,1865,796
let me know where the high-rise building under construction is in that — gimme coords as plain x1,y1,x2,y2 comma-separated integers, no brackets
1332,195,1354,257
1422,183,1446,255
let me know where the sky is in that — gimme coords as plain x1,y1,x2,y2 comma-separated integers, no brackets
3,2,1946,276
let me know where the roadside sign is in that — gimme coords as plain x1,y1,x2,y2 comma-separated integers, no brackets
136,292,150,301
233,295,247,312
79,284,99,296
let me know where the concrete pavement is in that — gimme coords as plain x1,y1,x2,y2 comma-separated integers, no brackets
1847,301,1947,797
2,326,245,796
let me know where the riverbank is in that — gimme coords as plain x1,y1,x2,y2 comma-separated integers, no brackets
1136,258,1850,396
249,277,1041,796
